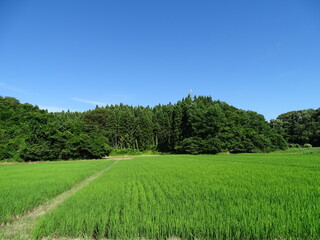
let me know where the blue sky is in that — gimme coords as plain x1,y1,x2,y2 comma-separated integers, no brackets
0,0,319,120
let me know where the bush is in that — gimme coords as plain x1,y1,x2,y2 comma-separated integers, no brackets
61,133,112,159
21,142,59,161
110,148,159,156
303,143,312,148
289,143,301,148
175,137,204,155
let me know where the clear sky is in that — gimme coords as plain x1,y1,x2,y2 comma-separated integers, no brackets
0,0,319,120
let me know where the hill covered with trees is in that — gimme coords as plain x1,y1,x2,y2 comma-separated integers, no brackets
270,109,320,147
2,95,318,162
0,97,110,161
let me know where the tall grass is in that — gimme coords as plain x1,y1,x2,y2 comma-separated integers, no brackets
0,160,113,224
109,148,162,156
33,154,320,239
271,147,320,155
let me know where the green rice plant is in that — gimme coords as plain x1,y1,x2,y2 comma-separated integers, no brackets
0,160,113,224
34,154,320,239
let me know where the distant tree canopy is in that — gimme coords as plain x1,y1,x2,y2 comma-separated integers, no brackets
0,95,301,161
81,96,288,155
270,108,320,147
0,96,111,161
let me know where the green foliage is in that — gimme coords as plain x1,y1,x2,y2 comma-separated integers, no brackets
60,133,111,159
175,137,204,154
303,143,312,148
0,96,46,161
271,108,320,147
271,147,320,155
33,154,320,239
0,95,293,161
82,96,287,155
171,96,286,154
0,97,111,161
109,148,160,156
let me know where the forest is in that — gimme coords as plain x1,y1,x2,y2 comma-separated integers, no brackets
0,95,319,161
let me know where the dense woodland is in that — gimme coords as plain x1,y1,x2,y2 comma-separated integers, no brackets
0,96,319,161
270,109,320,147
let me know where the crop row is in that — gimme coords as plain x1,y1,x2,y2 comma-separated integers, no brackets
33,154,320,239
0,160,113,223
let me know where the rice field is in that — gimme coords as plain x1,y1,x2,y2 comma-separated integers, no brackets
0,160,114,224
32,154,320,239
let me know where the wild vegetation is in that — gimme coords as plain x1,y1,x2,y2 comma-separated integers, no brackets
270,108,320,147
0,97,111,161
33,154,320,239
1,95,305,162
0,160,113,224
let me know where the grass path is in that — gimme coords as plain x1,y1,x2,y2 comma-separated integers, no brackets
0,160,120,239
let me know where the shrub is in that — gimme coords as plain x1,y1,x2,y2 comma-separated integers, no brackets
289,143,301,148
303,143,312,148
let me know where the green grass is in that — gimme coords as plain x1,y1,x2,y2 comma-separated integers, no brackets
272,147,320,154
109,148,163,156
0,160,113,224
33,154,320,239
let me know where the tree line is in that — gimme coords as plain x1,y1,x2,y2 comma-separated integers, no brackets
270,108,320,147
0,96,318,161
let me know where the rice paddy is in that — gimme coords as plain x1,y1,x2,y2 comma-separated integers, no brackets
30,154,320,239
0,160,113,224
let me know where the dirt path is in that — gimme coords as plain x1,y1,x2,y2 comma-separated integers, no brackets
0,160,120,239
